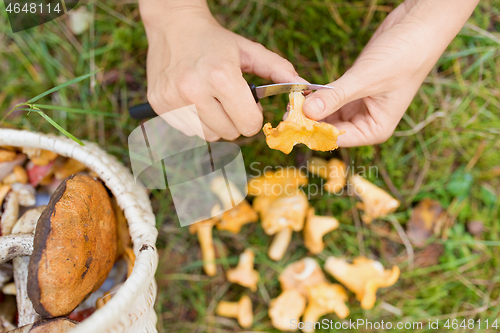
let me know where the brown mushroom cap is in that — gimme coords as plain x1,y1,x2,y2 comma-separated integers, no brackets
8,317,77,332
28,174,117,318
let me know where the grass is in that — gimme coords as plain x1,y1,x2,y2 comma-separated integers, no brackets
1,0,500,332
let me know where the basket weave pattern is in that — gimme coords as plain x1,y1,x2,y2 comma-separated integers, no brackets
0,129,158,333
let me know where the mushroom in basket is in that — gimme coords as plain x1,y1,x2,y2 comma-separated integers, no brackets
263,92,344,154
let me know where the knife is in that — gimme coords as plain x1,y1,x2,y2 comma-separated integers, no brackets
128,82,334,119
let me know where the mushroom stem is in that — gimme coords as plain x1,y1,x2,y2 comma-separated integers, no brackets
0,234,33,264
196,226,216,276
13,256,40,326
216,301,239,318
268,228,292,261
0,263,13,289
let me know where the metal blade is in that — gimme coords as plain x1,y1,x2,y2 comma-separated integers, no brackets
255,83,334,99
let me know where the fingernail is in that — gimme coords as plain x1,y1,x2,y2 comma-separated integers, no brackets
294,75,310,84
305,98,325,116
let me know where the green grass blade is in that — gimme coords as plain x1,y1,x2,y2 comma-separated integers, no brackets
33,104,119,118
28,69,101,104
36,111,84,146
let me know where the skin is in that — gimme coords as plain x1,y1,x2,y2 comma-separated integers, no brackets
139,0,479,146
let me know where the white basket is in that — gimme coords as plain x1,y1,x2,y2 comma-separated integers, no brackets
0,129,159,333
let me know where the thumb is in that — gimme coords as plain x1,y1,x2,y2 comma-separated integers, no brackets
240,40,308,84
303,72,364,120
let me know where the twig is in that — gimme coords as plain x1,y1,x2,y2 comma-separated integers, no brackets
394,112,446,137
387,216,414,270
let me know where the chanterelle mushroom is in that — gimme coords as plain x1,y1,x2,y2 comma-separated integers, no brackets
261,190,309,261
28,174,117,318
227,249,260,292
324,256,400,310
324,159,347,193
189,217,218,276
247,168,308,197
263,92,344,154
1,191,19,235
278,258,326,297
302,282,349,333
21,148,58,166
216,295,253,328
307,157,329,179
269,289,306,331
349,175,399,224
303,208,339,254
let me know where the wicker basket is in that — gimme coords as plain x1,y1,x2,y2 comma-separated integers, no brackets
0,129,159,333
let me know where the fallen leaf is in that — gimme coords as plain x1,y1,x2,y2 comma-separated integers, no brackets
407,199,448,247
413,244,444,268
467,220,484,237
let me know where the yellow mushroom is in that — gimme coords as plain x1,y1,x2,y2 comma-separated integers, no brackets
278,258,326,297
324,159,347,193
247,168,308,197
54,158,87,180
303,208,339,254
216,295,253,328
324,256,400,310
189,218,218,276
263,92,344,154
260,190,309,261
2,165,28,185
21,148,58,166
269,289,306,331
0,149,16,163
226,249,260,292
307,157,329,179
302,282,349,333
349,174,399,224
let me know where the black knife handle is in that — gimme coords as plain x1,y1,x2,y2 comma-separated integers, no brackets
129,83,259,120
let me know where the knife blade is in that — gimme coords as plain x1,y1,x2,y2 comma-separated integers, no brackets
129,82,333,119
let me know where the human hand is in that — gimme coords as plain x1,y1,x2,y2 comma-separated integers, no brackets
140,1,306,141
302,0,479,147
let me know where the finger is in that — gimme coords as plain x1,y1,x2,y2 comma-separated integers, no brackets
328,119,394,147
302,73,366,120
239,40,309,84
211,69,264,137
196,96,241,141
161,107,221,142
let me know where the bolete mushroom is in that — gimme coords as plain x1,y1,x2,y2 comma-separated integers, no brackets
11,184,36,207
216,295,253,328
278,258,326,297
268,289,306,331
302,282,349,333
261,190,309,261
226,249,259,292
263,92,344,154
28,174,117,318
11,206,45,326
324,159,347,193
303,208,339,254
247,168,308,197
349,174,399,224
7,317,77,333
324,256,400,310
189,217,218,276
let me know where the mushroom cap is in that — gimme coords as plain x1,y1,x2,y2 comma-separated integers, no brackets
11,206,45,234
269,289,306,331
236,295,253,328
307,157,329,179
324,159,347,193
349,175,399,224
54,158,87,181
112,198,131,260
188,217,217,234
303,208,339,254
28,174,117,317
10,317,77,333
247,168,308,197
261,190,309,235
226,249,260,291
263,92,344,154
278,258,326,296
305,282,350,319
22,148,58,166
217,200,258,233
324,256,400,310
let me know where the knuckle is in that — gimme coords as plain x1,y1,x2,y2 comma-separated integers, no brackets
240,116,263,137
279,58,296,73
177,75,199,101
223,131,240,141
324,88,346,108
204,133,221,142
208,67,233,88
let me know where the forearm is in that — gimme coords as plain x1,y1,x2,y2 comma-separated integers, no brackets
139,0,215,31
